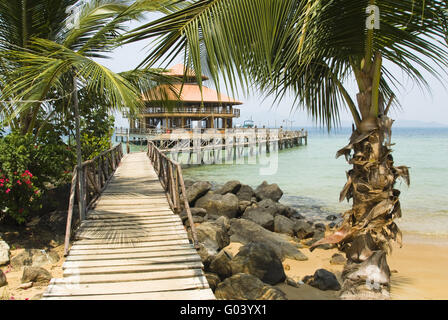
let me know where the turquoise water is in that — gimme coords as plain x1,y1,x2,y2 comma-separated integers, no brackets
181,127,448,236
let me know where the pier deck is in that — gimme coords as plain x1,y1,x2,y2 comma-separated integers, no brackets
43,152,214,300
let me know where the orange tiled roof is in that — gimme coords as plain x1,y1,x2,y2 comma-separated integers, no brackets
143,83,243,105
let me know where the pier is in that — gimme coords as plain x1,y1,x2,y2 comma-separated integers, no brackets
115,128,308,165
43,147,214,300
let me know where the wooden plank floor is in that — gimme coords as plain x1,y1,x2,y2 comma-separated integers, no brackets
43,152,214,300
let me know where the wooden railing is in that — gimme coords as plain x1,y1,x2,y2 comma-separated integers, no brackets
147,141,199,248
64,144,124,255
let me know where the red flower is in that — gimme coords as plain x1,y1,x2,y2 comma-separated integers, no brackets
5,188,11,194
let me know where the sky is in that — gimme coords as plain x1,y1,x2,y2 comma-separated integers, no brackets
98,14,448,129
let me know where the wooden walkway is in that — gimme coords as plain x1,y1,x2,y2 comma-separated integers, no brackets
43,152,214,300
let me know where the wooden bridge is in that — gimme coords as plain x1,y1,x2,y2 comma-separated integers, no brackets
43,148,214,300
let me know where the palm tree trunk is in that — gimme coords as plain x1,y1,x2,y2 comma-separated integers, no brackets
335,115,409,299
73,75,85,221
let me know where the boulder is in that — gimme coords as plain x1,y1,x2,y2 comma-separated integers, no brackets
216,180,241,195
214,273,287,300
209,250,233,279
274,215,295,236
292,220,314,240
0,269,7,287
242,207,274,231
235,184,255,202
184,215,207,227
330,253,347,265
195,193,239,219
303,269,341,291
32,250,60,267
21,266,52,284
326,214,338,221
230,242,286,285
214,216,230,232
186,181,212,205
229,219,307,261
196,243,216,268
180,207,208,222
196,222,230,253
255,181,283,202
305,229,325,246
255,199,301,218
183,179,196,189
204,272,221,292
238,200,252,214
10,251,33,269
0,240,10,266
11,249,61,269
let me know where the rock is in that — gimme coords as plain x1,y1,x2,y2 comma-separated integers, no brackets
330,253,347,265
31,250,60,267
196,243,216,268
255,199,301,218
215,273,287,300
183,179,196,189
255,181,283,202
21,267,52,284
0,269,7,287
329,222,337,229
10,249,60,269
235,184,255,202
303,269,341,291
242,207,274,231
209,250,233,279
305,229,325,246
229,218,308,261
18,282,33,290
0,240,10,266
293,220,314,240
10,251,32,269
238,200,252,214
314,223,326,231
216,180,241,195
274,215,295,236
184,215,206,227
230,242,286,285
195,193,239,219
214,216,230,232
326,214,338,221
204,272,221,292
186,181,212,205
196,222,230,253
180,208,208,222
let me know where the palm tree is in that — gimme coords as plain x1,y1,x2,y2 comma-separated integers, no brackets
0,0,177,219
124,0,448,298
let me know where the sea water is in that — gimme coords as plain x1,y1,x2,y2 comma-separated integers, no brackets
181,127,448,237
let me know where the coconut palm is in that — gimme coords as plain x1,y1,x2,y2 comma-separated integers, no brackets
124,0,448,298
0,0,178,219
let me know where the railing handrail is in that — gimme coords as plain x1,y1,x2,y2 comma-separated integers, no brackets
146,141,199,248
64,143,124,256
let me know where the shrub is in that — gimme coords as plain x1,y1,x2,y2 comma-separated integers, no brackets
0,130,74,223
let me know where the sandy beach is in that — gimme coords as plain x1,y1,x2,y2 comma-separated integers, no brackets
270,232,448,300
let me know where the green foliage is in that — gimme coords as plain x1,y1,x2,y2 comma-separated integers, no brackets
0,130,74,223
126,0,448,129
